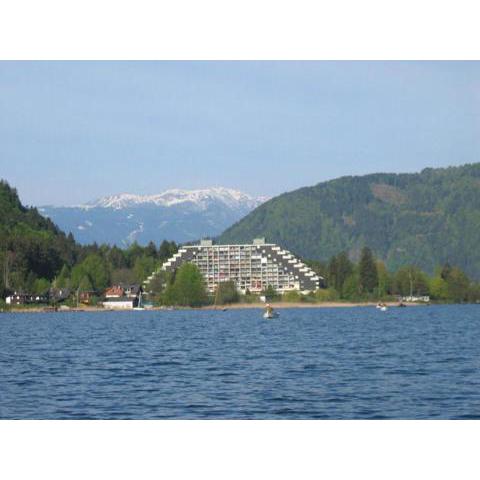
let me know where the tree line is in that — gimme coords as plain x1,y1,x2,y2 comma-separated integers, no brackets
2,179,480,308
305,247,480,303
52,240,179,294
141,246,480,308
1,175,182,303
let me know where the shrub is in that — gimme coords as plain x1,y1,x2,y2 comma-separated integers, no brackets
314,288,339,302
214,281,240,305
261,285,280,301
0,299,10,311
243,293,260,304
283,290,302,303
164,263,209,307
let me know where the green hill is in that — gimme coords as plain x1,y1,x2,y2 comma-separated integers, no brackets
219,163,480,279
0,180,78,295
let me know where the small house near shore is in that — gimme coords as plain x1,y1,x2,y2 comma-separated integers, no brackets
6,291,49,305
49,287,71,303
103,284,142,310
102,297,140,309
78,291,97,305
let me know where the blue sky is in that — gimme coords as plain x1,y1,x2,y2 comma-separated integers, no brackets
0,61,479,206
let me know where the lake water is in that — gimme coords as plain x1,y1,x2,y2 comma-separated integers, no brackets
1,305,479,419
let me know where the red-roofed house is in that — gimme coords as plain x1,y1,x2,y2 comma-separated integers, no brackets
105,286,125,298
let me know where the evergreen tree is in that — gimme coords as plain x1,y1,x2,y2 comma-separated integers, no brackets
328,255,338,289
125,242,144,268
133,255,156,283
376,260,391,297
328,251,353,294
358,247,378,293
78,275,94,292
107,246,127,269
56,264,71,288
342,273,361,300
169,241,178,256
305,259,328,285
145,241,157,259
25,271,37,293
445,267,470,302
33,278,50,295
111,268,137,285
158,240,170,260
440,263,452,281
158,240,178,262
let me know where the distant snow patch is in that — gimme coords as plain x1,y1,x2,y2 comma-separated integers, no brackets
80,187,266,211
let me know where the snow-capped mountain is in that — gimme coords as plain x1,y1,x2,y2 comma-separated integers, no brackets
39,188,267,246
82,187,265,211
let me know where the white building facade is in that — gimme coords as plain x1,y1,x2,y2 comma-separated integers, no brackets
157,238,322,294
102,298,137,309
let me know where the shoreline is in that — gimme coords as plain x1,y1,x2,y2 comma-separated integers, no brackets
3,301,429,313
198,301,424,310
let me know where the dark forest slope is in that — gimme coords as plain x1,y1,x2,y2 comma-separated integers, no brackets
0,180,77,294
219,163,480,279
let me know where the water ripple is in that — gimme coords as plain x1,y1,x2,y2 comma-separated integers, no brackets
1,305,480,419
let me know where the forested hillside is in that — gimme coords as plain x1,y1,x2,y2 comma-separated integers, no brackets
1,175,479,306
0,180,177,298
0,180,78,295
219,163,480,279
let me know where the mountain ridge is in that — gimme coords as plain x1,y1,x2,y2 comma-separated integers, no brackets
40,187,267,246
76,187,267,210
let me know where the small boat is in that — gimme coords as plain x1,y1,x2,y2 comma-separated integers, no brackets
263,303,279,319
377,302,388,311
